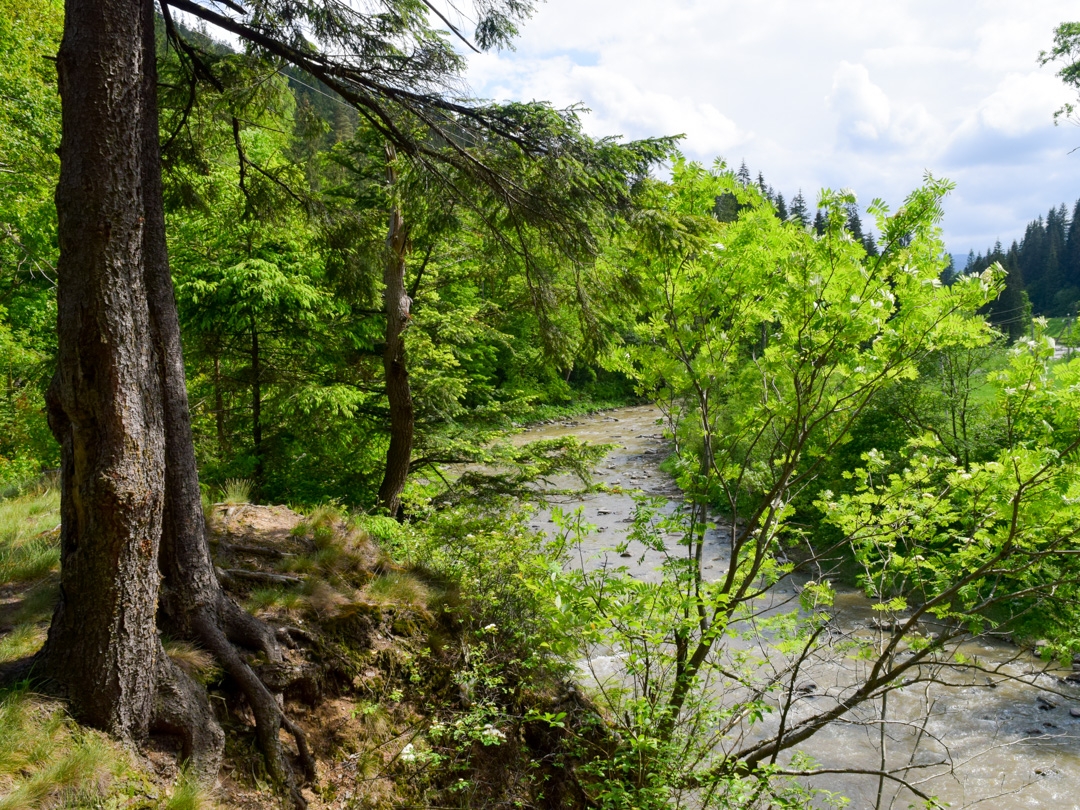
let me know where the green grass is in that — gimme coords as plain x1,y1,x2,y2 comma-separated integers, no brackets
0,625,46,665
293,503,343,549
163,770,219,810
0,488,62,663
520,394,642,426
0,684,219,809
0,487,61,586
0,684,125,810
364,570,432,610
219,478,253,505
245,585,306,617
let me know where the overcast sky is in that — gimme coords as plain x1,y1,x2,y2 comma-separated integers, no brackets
462,0,1080,259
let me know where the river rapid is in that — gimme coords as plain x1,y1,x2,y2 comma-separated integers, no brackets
515,404,1080,810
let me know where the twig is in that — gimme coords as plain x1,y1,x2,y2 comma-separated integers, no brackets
212,539,295,559
217,568,304,586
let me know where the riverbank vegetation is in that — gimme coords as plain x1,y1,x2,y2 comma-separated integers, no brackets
2,0,1080,807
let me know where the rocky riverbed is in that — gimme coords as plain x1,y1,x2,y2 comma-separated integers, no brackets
518,404,1080,810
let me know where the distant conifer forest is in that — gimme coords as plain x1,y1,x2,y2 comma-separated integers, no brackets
958,200,1080,339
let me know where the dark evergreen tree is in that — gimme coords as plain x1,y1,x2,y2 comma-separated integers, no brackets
996,244,1030,341
863,231,879,257
844,202,877,254
790,191,808,227
736,160,751,186
1063,199,1080,296
845,203,864,242
1019,217,1049,311
813,209,826,236
973,197,1080,316
1045,203,1072,313
972,241,1030,341
714,192,740,223
939,253,957,286
774,192,788,221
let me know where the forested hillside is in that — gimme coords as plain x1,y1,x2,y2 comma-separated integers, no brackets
0,2,665,503
1,1,1080,809
961,199,1080,337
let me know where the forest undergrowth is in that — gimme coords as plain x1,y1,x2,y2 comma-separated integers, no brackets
0,458,611,809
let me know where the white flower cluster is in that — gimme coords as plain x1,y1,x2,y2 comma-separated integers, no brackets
480,723,507,744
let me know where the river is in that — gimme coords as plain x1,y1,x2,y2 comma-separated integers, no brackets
515,404,1080,810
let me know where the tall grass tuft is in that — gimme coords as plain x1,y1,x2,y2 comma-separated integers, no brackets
0,488,61,586
220,478,253,505
0,685,129,810
164,769,219,810
163,639,222,685
292,503,343,548
365,570,431,610
0,625,46,665
245,585,305,617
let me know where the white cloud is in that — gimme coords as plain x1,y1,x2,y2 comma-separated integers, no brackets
975,72,1073,136
827,62,892,141
470,53,750,153
462,0,1080,254
825,62,944,155
570,65,750,154
864,45,968,69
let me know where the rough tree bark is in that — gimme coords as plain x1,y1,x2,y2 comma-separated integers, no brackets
38,0,313,799
42,0,167,739
377,145,414,518
41,0,220,773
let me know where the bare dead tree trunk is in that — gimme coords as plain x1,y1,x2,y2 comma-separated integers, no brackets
214,352,227,457
251,315,263,497
377,144,413,518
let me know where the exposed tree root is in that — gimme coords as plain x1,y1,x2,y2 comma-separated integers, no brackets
217,568,305,587
191,602,316,807
151,654,225,781
212,539,295,559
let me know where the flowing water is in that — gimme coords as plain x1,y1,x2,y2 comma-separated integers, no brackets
515,404,1080,809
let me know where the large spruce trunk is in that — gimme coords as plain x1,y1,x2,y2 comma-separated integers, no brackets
43,0,169,742
39,0,310,796
42,0,224,774
137,0,314,793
